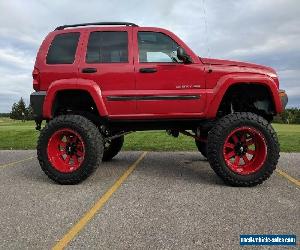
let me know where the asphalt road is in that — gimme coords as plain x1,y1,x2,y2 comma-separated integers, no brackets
0,150,299,249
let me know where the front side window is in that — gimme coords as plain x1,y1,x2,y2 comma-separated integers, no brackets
138,31,181,63
86,31,128,63
46,32,80,64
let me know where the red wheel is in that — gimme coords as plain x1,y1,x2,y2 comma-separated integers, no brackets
38,115,103,184
207,113,279,186
223,126,267,175
47,128,85,173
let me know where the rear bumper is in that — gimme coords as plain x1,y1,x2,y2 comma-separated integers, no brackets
30,91,46,121
279,89,288,110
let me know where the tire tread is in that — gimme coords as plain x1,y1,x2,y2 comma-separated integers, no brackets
37,115,103,184
207,112,280,187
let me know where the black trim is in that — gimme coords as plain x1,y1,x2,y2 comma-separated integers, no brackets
81,67,97,73
55,22,138,30
139,68,157,73
107,95,200,101
30,91,46,120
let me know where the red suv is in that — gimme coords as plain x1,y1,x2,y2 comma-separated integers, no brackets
30,22,288,186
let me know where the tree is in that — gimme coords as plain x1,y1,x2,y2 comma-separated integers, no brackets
9,97,28,120
276,108,300,124
18,98,26,121
26,103,34,120
9,102,19,119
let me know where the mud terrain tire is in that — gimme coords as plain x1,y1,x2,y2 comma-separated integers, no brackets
37,115,103,184
207,112,279,186
102,136,124,161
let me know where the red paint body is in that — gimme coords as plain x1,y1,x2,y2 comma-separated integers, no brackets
33,25,284,120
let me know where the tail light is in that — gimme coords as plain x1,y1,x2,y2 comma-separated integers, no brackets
32,67,40,91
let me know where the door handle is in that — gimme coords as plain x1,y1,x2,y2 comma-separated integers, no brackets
139,68,157,73
82,68,97,73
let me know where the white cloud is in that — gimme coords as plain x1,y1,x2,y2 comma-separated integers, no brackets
225,35,299,58
0,0,299,112
0,48,34,70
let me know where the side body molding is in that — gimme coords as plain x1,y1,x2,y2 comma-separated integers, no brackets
43,78,108,119
205,73,283,119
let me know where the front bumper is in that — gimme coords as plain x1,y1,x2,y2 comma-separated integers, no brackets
30,91,46,121
279,89,288,110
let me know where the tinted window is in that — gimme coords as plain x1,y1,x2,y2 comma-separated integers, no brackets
86,32,128,63
138,32,181,63
46,33,80,64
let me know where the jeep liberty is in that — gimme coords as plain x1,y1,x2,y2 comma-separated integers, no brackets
30,22,288,186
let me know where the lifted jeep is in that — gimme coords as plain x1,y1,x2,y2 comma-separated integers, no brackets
30,22,288,186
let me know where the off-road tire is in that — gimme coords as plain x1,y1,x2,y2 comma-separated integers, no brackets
102,136,124,161
37,115,103,184
207,112,280,187
195,140,207,158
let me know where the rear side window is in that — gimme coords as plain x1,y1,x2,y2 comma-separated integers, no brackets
46,33,80,64
86,31,128,63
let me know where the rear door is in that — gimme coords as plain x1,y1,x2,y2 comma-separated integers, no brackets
78,27,135,117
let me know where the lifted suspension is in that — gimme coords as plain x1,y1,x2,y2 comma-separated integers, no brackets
166,129,207,142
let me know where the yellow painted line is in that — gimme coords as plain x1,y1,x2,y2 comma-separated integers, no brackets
0,156,34,169
276,169,300,187
52,151,147,250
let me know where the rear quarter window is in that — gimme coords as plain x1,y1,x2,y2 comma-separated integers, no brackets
46,32,80,64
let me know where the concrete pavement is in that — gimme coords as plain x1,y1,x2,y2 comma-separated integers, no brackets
0,150,299,249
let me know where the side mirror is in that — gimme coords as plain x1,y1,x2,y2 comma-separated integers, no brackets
177,47,192,64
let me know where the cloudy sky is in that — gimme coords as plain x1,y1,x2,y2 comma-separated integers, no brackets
0,0,299,112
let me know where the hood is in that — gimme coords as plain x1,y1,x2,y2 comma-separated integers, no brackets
200,57,276,76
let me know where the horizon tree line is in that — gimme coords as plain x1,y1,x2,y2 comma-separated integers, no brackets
1,97,300,124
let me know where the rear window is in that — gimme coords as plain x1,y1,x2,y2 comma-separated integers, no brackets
86,31,128,63
46,32,80,64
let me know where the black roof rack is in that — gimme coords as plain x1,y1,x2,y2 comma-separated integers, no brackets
55,22,138,30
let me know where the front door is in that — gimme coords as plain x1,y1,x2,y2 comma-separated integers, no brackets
134,30,206,118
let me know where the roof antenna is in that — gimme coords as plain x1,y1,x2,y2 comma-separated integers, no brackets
202,0,211,58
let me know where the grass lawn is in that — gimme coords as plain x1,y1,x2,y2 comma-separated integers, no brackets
0,118,299,152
